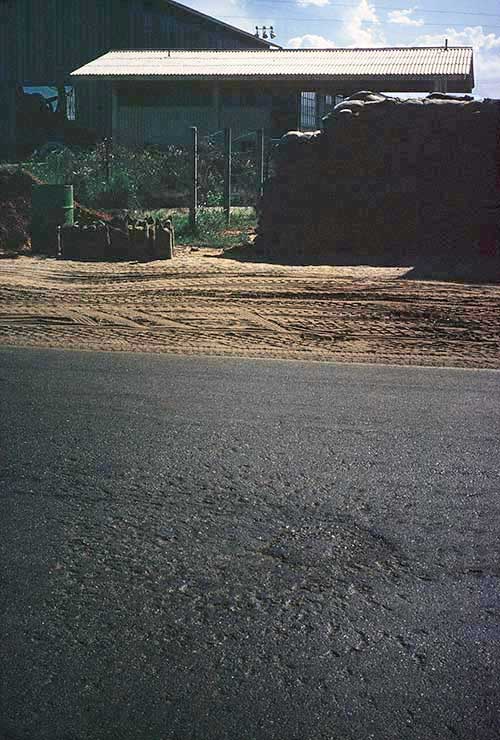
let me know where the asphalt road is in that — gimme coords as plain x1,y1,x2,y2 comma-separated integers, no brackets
1,347,500,740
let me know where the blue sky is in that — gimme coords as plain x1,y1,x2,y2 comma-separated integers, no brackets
188,0,500,98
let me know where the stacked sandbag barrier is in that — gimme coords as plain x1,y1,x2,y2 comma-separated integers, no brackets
60,217,175,261
59,221,110,260
255,92,500,274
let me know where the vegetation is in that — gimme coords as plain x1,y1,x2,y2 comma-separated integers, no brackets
23,139,262,211
139,207,257,250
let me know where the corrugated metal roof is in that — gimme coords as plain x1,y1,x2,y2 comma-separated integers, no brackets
71,47,473,81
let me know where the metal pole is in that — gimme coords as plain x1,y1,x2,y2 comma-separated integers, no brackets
256,128,265,200
111,85,119,142
189,126,198,231
7,82,17,161
224,127,232,226
103,137,111,185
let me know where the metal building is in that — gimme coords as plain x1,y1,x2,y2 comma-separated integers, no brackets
71,47,475,146
0,0,276,159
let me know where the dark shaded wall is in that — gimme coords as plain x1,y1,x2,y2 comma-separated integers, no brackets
0,0,269,159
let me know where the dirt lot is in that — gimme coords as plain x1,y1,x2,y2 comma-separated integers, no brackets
1,250,500,368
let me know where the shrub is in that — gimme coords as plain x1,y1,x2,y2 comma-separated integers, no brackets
24,138,261,211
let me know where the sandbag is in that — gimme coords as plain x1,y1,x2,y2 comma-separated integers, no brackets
257,92,500,266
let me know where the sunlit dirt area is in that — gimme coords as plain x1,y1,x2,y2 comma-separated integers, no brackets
1,250,500,368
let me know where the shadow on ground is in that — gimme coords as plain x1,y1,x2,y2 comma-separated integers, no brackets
404,254,500,284
222,242,500,284
220,243,417,268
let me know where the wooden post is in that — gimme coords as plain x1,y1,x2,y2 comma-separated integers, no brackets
224,127,232,227
190,126,198,231
256,128,265,200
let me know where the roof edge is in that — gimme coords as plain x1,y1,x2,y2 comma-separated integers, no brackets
95,45,473,54
162,0,281,49
71,73,473,80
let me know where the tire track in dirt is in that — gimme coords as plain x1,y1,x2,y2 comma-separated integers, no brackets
0,252,499,368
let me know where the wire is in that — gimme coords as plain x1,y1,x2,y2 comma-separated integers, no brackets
219,14,500,30
248,0,500,19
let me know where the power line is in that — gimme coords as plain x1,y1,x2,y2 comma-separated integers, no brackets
219,14,500,30
247,0,500,20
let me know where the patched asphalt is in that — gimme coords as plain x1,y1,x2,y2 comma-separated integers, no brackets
1,348,499,740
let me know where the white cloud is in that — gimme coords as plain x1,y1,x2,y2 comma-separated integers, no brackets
296,0,330,6
343,0,386,47
288,33,336,48
186,0,262,36
388,8,424,27
416,26,500,98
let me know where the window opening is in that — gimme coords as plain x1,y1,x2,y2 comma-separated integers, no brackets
21,85,76,121
300,91,316,130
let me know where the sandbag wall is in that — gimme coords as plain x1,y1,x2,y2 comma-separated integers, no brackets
255,92,500,264
60,217,175,261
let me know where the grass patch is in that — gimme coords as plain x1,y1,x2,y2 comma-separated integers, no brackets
138,207,257,250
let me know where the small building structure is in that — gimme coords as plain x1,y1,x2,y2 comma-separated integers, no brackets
71,46,475,146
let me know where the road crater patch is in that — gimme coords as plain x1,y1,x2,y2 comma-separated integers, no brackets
261,517,407,581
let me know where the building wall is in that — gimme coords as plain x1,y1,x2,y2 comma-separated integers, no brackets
0,0,268,159
0,83,16,156
118,105,218,146
123,0,266,50
117,104,272,146
0,0,17,155
114,82,273,147
4,0,266,83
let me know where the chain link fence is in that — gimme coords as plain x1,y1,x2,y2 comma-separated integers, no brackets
24,128,276,215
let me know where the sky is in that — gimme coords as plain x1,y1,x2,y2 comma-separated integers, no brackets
186,0,500,98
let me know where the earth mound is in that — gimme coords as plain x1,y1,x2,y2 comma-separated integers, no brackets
0,166,111,256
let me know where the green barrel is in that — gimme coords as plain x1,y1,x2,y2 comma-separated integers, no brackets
31,184,74,255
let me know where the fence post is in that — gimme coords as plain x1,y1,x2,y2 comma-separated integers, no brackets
103,137,112,185
256,128,265,200
224,127,232,226
189,126,198,230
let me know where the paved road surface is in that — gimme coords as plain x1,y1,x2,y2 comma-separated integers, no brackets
1,348,499,740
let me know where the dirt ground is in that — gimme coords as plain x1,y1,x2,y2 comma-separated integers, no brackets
1,249,500,368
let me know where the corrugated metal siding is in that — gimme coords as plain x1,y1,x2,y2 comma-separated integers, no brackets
144,105,217,144
14,0,111,83
0,83,16,160
121,0,265,51
220,106,271,135
0,0,270,156
0,0,16,158
4,0,268,86
118,104,218,146
118,105,144,147
2,0,266,155
115,78,272,147
0,1,16,83
76,79,113,137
